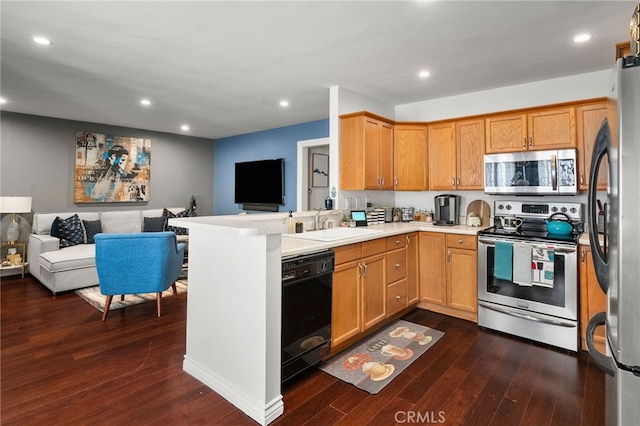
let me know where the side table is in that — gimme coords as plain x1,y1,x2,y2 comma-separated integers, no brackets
1,241,28,278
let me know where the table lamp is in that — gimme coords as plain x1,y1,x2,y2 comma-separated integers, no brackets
0,196,32,243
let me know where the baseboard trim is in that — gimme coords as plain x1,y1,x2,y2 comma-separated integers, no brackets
183,356,284,425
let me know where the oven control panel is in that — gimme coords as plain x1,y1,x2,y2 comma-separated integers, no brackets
494,200,582,221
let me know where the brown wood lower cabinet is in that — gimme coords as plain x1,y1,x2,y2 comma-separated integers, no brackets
418,232,478,322
331,235,417,351
579,245,606,352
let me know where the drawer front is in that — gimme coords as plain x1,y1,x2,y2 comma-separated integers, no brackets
445,234,477,251
333,243,362,265
386,235,407,251
386,249,407,284
362,238,387,257
387,279,408,316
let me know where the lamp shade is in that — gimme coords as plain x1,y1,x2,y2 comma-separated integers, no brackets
0,196,32,214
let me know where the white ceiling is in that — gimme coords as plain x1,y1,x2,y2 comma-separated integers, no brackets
1,1,636,140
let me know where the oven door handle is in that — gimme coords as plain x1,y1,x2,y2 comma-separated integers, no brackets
478,301,577,327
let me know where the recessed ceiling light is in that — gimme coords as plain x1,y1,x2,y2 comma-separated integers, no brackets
181,125,190,131
32,36,52,46
418,70,430,78
140,99,151,106
280,100,289,107
574,33,591,43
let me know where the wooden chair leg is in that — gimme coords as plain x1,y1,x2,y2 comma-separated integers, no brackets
102,295,113,321
172,283,178,299
156,292,162,317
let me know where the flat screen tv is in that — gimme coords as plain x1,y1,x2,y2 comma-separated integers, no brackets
234,158,285,207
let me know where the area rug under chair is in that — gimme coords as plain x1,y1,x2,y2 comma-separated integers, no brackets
319,319,444,394
75,279,188,312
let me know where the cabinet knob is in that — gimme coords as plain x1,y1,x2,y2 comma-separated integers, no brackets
395,295,401,301
529,136,533,148
457,177,461,186
451,177,455,186
458,239,463,244
522,137,526,148
580,173,584,186
395,263,401,268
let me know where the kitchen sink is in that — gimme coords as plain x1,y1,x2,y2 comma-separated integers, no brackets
284,227,382,242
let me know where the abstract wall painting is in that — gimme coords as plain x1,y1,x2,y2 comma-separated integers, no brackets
74,132,151,203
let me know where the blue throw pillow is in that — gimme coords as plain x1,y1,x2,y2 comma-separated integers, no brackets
143,217,166,232
58,214,85,248
163,208,189,235
82,219,102,244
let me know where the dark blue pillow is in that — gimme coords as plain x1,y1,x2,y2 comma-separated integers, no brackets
58,214,85,248
143,217,166,232
50,217,61,238
82,219,102,244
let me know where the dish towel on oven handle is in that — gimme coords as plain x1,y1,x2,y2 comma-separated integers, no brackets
493,241,513,281
532,248,555,287
513,243,533,286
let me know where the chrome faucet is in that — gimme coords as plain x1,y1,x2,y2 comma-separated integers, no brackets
314,209,342,230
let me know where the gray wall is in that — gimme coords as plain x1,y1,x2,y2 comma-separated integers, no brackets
0,112,214,219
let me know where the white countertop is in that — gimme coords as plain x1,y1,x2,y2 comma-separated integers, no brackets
281,222,484,258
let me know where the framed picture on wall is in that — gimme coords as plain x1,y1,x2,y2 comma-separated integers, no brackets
74,132,151,203
312,153,329,187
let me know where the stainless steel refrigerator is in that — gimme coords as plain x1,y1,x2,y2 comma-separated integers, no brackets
586,55,640,425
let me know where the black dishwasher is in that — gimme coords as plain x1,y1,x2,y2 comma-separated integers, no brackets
281,250,334,384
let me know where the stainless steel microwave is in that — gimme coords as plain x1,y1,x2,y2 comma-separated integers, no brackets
484,149,578,195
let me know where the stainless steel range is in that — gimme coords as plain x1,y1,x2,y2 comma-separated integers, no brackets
477,200,583,352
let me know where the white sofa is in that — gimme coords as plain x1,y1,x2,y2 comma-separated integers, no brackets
28,208,188,294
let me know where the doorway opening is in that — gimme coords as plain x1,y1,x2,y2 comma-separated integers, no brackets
296,137,329,211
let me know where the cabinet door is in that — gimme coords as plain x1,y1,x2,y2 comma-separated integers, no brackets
394,124,428,190
527,107,576,150
447,248,478,313
579,247,606,352
332,260,362,346
577,103,608,190
364,118,382,189
339,114,365,190
485,113,527,153
361,253,386,330
419,232,446,306
456,118,485,189
428,121,457,190
406,233,420,305
378,121,394,190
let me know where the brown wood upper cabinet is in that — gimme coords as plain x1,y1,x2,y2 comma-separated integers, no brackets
485,107,576,153
393,123,428,190
340,112,394,190
428,118,484,190
577,101,608,190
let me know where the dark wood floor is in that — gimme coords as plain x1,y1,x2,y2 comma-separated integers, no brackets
1,275,604,425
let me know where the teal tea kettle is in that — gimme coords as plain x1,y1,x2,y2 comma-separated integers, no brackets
545,212,574,235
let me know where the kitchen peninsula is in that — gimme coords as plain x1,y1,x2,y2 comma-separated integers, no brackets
170,214,482,425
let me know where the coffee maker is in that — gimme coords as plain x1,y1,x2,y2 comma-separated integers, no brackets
434,194,460,226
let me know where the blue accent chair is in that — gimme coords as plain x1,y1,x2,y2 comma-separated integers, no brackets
94,232,186,321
